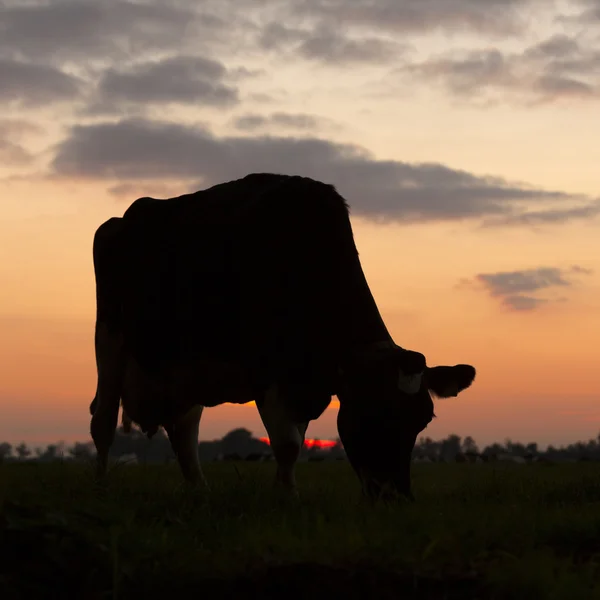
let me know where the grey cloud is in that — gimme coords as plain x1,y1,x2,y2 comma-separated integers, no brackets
259,23,306,51
525,35,600,80
87,56,239,114
502,295,546,311
534,74,595,99
0,1,219,63
49,118,589,226
482,199,600,226
478,268,572,296
470,266,592,311
0,118,45,139
0,0,551,79
571,265,594,275
405,49,515,97
298,27,401,63
247,92,278,104
0,139,34,166
0,119,41,166
0,59,84,107
233,114,268,130
259,22,402,64
290,0,531,36
233,112,323,131
523,35,582,60
227,66,266,80
568,0,600,22
402,36,600,104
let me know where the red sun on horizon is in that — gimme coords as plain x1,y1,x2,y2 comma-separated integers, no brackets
259,437,338,449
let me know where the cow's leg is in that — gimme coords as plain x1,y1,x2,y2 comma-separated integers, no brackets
90,322,124,478
165,404,206,486
257,385,308,493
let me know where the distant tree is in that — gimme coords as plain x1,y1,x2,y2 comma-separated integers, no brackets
461,436,479,455
414,436,439,459
69,442,95,461
44,444,58,460
440,434,462,461
525,443,538,456
482,443,504,458
221,428,268,458
15,443,31,460
0,442,12,462
36,442,64,462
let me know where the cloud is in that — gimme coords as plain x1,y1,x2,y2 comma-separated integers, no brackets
404,49,515,97
0,119,45,138
297,27,402,64
86,56,239,114
400,34,600,105
467,266,593,311
0,118,45,165
258,22,404,64
482,199,600,227
290,0,532,36
0,59,84,107
48,117,593,226
566,0,600,23
0,1,218,63
232,112,326,131
0,140,35,167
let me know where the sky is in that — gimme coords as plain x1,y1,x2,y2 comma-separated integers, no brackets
1,0,599,450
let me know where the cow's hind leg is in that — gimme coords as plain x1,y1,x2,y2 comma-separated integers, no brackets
165,405,206,486
90,323,123,478
257,385,308,494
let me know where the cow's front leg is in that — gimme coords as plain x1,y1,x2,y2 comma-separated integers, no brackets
90,322,124,478
256,384,308,494
165,404,206,486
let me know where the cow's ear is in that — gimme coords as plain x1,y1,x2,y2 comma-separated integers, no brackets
391,347,426,375
425,364,476,398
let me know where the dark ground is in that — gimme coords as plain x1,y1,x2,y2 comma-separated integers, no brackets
2,460,600,599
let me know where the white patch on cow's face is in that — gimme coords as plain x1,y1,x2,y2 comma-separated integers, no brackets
398,370,423,394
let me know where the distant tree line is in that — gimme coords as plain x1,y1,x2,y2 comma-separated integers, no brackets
412,434,600,463
2,430,600,464
0,427,345,465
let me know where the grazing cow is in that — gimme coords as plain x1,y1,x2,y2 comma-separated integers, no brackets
89,173,476,500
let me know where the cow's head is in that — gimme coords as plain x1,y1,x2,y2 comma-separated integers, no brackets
336,345,476,501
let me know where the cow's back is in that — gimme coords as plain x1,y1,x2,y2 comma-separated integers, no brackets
114,173,354,414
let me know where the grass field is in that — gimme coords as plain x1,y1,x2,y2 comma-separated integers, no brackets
2,460,600,599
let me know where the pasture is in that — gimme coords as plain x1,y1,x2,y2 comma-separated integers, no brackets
1,460,600,599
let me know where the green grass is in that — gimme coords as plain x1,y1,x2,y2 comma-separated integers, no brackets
2,461,600,599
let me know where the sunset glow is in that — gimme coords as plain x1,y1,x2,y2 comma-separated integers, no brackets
259,437,338,450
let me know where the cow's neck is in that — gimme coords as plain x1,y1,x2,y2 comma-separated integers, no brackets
334,249,396,358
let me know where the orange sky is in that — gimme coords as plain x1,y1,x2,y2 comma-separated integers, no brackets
1,197,598,449
1,0,599,450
